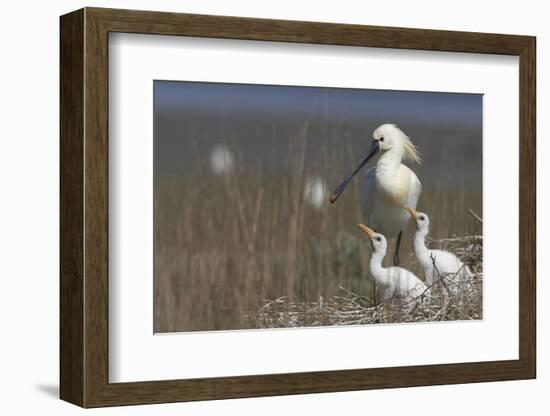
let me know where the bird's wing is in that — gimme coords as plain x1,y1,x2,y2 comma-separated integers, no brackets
430,249,463,274
430,250,474,289
390,267,425,295
405,166,422,208
361,167,377,219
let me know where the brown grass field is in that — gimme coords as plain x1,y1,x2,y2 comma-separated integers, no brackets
154,123,482,332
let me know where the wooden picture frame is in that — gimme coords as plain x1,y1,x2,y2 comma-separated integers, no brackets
60,7,536,408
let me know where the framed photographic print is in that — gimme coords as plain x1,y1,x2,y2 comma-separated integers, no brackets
60,7,536,407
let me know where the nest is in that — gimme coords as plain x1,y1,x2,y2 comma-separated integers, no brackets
250,232,483,328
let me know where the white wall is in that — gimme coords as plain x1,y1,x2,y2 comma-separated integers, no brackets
0,1,545,414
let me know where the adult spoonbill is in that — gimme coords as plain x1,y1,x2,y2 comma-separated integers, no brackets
403,206,474,287
329,124,422,265
357,224,428,301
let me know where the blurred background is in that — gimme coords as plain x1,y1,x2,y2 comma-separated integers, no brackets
154,80,482,332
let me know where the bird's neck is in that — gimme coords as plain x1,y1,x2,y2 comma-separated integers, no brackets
376,148,403,175
369,250,389,285
375,150,409,207
413,229,431,265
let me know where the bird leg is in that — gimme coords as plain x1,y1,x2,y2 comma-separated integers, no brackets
393,231,402,266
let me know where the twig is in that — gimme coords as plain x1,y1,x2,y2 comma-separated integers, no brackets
468,209,483,224
431,253,451,295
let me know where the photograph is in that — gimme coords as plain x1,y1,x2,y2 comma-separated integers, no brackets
153,80,483,333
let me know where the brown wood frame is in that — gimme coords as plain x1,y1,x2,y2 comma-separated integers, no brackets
60,7,536,408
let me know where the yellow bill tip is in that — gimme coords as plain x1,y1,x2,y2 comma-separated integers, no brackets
403,205,418,220
357,224,375,238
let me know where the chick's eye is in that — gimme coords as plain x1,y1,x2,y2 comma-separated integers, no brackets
379,137,384,142
376,236,381,242
420,216,425,221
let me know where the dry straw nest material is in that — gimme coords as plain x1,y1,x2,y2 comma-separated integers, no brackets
251,231,483,328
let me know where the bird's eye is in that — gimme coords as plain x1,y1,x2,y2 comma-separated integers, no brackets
419,216,425,221
375,236,381,242
379,137,384,142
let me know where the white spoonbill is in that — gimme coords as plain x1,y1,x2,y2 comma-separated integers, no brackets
357,224,428,301
404,206,474,287
330,124,422,265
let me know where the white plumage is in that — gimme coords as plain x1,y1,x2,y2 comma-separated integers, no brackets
404,206,474,287
357,224,428,301
330,124,422,265
362,163,422,238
